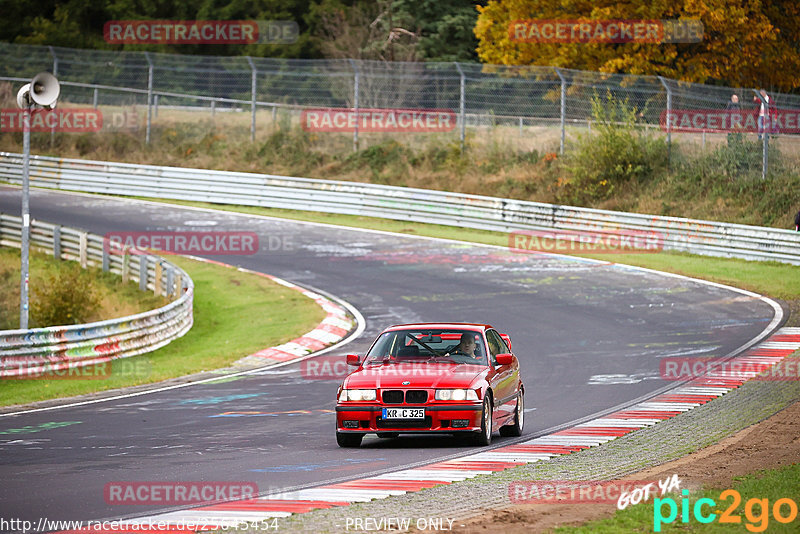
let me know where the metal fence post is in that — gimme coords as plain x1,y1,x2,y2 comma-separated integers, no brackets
92,88,99,109
154,261,163,295
79,232,88,268
454,62,466,152
247,56,257,142
48,45,58,77
139,256,148,291
658,76,672,168
53,225,61,260
349,59,359,152
144,52,153,144
555,68,566,154
753,89,769,179
122,250,129,283
102,238,109,272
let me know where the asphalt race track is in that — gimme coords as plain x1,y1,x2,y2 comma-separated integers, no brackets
0,186,780,525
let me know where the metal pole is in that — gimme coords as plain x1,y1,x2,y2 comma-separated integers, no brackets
658,76,672,169
753,89,769,179
49,46,58,147
20,106,31,329
555,68,566,154
144,52,153,144
92,88,99,109
454,62,466,152
349,59,359,152
247,57,257,142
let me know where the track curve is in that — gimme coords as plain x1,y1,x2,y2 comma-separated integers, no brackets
0,186,780,525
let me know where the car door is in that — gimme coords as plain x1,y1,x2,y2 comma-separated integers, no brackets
486,329,518,426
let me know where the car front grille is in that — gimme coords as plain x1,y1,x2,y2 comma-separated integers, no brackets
382,390,404,404
405,390,428,403
381,389,429,404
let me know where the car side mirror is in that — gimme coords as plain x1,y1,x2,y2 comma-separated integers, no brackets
495,353,513,366
346,354,361,366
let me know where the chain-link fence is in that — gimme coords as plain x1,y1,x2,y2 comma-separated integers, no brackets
1,42,797,178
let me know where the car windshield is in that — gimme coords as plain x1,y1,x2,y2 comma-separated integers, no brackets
364,329,487,366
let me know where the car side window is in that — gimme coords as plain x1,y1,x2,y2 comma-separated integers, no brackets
486,330,505,366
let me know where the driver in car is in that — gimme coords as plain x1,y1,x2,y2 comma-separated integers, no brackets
449,333,478,359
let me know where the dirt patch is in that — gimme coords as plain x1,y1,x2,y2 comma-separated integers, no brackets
448,398,800,533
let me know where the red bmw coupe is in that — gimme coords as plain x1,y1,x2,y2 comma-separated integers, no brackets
335,323,524,447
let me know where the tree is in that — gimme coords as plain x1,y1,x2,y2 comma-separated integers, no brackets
474,0,800,91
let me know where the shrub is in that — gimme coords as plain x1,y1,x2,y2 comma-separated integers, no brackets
30,264,101,327
560,93,668,204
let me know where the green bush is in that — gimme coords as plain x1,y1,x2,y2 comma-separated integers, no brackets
560,93,668,204
30,264,101,327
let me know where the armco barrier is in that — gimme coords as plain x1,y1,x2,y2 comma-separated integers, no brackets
0,212,193,378
1,152,799,265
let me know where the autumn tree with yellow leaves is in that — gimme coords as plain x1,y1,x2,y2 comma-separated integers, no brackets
474,0,800,90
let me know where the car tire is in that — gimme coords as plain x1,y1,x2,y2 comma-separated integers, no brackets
470,397,493,446
499,391,524,437
336,432,363,447
376,432,399,439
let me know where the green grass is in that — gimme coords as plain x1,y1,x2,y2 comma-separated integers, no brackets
131,197,800,317
0,255,326,407
554,463,800,533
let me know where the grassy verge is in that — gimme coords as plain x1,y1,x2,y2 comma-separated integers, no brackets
0,254,326,407
555,463,800,533
131,196,800,325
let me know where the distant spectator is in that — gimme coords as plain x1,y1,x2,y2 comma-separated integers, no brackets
725,94,742,145
795,209,800,231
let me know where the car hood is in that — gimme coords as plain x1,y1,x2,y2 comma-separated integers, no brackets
343,362,486,389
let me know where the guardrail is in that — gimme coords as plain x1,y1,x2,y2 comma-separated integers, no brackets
0,211,193,377
1,152,799,265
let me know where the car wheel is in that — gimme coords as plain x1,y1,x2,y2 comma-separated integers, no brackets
499,391,524,437
376,432,399,439
336,432,363,447
470,397,493,446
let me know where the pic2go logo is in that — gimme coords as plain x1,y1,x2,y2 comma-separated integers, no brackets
654,489,799,532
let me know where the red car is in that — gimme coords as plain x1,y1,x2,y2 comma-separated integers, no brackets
335,323,524,447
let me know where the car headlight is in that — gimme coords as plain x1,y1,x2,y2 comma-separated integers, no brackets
435,389,479,401
338,389,377,402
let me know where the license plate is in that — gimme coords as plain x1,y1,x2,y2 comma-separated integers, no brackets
382,408,425,419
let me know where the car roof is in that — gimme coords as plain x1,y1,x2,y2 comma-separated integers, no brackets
384,323,492,332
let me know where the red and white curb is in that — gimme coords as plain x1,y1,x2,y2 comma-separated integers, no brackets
186,256,355,368
77,327,799,532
